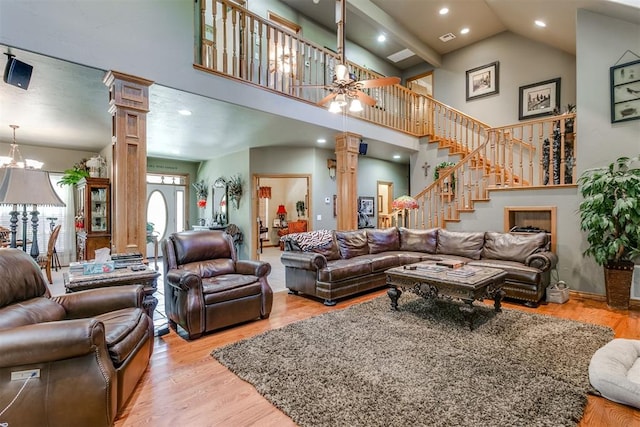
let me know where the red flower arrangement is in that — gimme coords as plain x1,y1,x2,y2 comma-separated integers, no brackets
197,199,207,208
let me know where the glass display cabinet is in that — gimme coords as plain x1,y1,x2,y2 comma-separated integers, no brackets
75,177,111,261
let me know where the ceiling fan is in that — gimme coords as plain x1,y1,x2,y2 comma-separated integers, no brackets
299,0,401,113
316,64,400,113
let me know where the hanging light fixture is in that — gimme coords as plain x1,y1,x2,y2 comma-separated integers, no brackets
348,98,363,112
0,125,65,258
0,125,44,169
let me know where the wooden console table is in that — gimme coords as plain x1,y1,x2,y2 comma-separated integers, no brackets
64,266,160,319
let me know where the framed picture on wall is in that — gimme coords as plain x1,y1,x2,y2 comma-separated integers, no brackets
610,59,640,123
358,196,375,217
518,77,561,120
466,61,499,101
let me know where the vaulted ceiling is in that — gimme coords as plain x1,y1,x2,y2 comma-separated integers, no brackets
1,1,638,165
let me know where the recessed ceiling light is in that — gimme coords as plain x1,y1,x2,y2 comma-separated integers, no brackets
393,154,401,159
460,28,470,35
377,34,386,42
178,109,192,116
439,7,449,15
317,138,326,144
535,20,546,28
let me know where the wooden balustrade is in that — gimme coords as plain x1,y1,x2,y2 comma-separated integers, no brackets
198,1,578,232
398,114,577,229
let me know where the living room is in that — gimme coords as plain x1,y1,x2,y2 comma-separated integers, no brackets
1,0,640,425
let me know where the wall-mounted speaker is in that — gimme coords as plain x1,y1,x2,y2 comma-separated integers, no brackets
358,142,368,155
3,55,33,90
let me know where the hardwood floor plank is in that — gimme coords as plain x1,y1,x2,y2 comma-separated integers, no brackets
115,290,640,427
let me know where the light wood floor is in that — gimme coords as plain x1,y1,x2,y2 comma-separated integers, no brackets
110,286,640,427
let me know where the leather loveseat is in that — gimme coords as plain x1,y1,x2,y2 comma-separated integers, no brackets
280,227,557,307
0,248,153,427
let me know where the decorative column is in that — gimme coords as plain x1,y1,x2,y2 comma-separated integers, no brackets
335,132,361,231
103,71,153,255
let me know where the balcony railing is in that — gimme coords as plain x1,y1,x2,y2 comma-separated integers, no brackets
196,0,578,218
197,0,424,135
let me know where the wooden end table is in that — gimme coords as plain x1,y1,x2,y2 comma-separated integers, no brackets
64,266,160,319
386,262,506,329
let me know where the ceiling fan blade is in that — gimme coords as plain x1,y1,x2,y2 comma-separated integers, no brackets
354,90,377,106
317,92,337,106
359,76,401,88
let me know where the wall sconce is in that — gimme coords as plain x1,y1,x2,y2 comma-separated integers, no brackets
327,159,337,179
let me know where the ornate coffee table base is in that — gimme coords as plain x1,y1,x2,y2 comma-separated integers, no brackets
386,264,507,330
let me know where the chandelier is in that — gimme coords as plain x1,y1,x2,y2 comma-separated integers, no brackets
0,125,43,169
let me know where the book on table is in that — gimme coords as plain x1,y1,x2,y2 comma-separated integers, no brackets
436,259,466,269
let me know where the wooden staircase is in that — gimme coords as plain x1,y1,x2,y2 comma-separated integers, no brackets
395,97,577,229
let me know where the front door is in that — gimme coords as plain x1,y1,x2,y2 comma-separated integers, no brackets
146,180,186,259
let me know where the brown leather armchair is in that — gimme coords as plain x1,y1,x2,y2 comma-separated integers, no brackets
0,248,153,427
162,230,273,340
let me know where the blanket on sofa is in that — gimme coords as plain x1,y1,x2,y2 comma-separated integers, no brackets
281,229,333,251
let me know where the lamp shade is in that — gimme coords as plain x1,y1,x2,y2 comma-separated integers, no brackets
258,186,272,199
0,168,66,207
392,195,418,210
276,204,287,215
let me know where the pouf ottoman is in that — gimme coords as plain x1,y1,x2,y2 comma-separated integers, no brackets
589,338,640,409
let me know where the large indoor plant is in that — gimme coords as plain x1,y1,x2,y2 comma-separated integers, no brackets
578,155,640,309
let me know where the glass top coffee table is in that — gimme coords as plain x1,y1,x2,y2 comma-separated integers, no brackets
385,262,507,328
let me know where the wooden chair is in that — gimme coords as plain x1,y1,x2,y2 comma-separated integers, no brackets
0,226,10,247
38,224,61,284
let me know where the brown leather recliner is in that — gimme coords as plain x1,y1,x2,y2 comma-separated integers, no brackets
0,248,153,427
162,230,273,340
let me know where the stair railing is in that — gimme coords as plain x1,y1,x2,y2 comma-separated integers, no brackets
393,112,577,229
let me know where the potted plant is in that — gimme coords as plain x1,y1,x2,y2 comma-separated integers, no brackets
578,155,640,309
434,161,456,192
296,200,305,217
57,163,90,186
227,174,243,209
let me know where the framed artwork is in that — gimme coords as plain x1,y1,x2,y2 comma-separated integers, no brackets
358,196,375,217
518,78,561,120
610,59,640,123
466,61,499,101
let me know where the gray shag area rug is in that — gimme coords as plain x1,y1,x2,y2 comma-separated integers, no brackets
212,294,614,427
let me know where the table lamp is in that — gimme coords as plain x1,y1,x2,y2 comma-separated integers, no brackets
276,204,287,224
0,168,66,258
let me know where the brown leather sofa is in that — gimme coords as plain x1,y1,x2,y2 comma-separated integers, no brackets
280,227,557,307
162,230,273,340
0,248,153,427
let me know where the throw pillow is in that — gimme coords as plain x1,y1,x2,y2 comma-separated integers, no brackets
367,228,400,254
436,229,484,260
399,227,438,253
336,229,369,259
482,231,547,263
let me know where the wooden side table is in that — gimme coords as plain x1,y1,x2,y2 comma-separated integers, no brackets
64,266,160,319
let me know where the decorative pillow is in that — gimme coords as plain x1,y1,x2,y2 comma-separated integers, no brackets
284,230,340,261
436,229,484,260
367,228,400,254
287,230,333,251
482,232,547,263
399,227,438,253
336,230,369,259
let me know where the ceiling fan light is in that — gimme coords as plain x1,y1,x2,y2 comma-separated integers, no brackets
328,101,342,113
335,93,348,106
335,64,348,81
349,99,363,112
